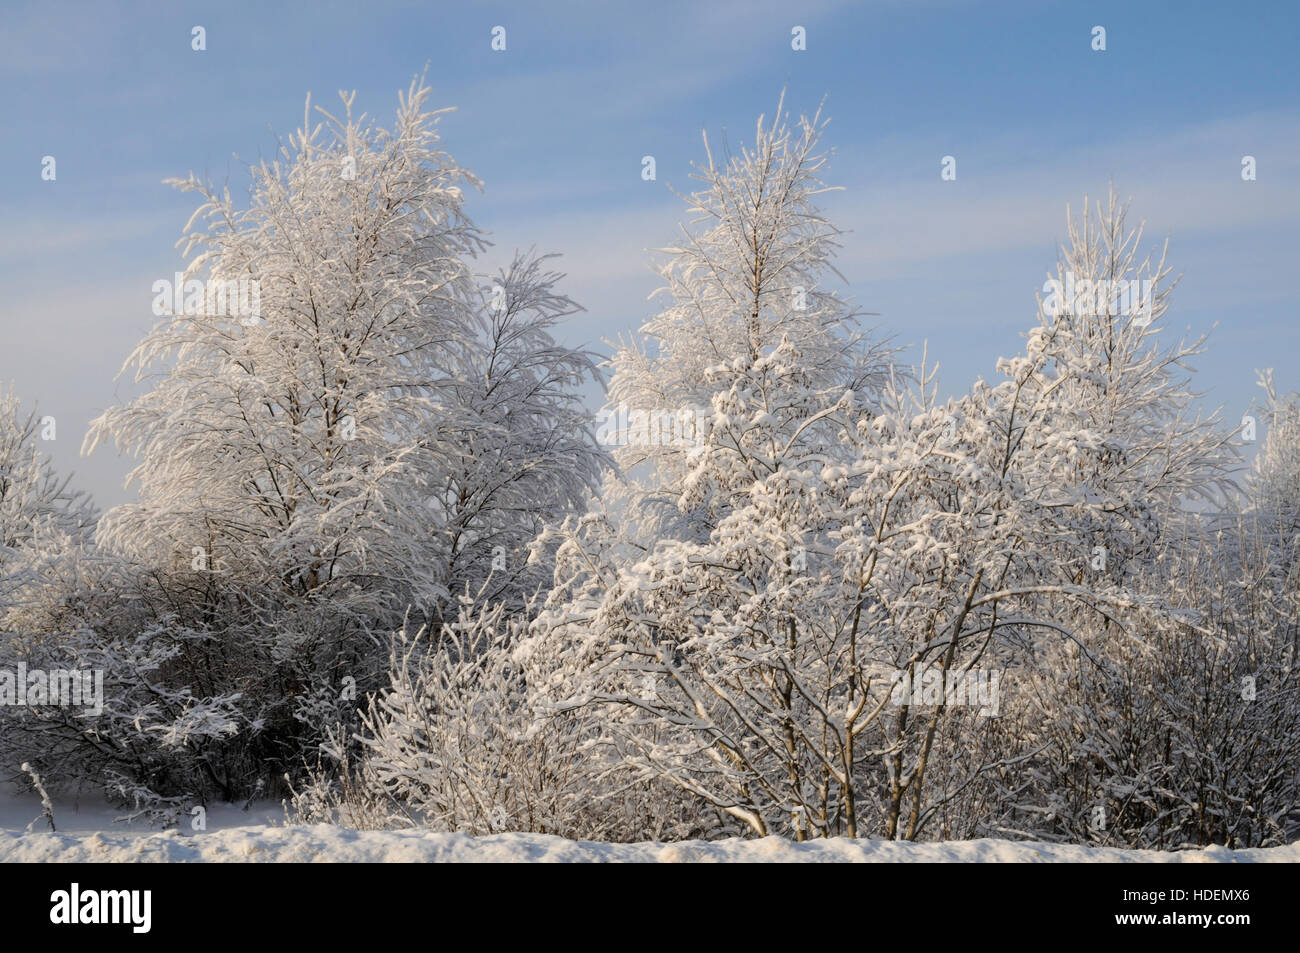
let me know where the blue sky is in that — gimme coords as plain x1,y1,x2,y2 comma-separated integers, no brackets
3,0,1298,506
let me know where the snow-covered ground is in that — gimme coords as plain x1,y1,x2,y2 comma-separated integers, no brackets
5,825,1297,862
2,788,1295,862
0,784,284,836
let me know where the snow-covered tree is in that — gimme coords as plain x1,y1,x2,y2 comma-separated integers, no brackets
428,251,608,612
604,93,893,544
1027,188,1238,581
0,387,94,581
938,199,1291,850
0,387,244,814
527,345,881,838
86,77,485,633
81,76,604,795
1248,369,1300,566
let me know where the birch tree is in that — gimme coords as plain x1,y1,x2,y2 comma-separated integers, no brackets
604,93,893,544
428,252,608,612
81,76,603,793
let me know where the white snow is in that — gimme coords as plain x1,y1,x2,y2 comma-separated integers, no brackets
2,787,1293,862
3,824,1296,863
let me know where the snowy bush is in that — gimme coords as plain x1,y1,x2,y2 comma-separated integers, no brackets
348,591,697,840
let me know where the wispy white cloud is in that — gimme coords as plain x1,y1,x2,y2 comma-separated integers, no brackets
832,110,1300,275
0,215,174,259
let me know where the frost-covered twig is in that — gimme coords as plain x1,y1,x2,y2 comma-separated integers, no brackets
21,762,56,832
